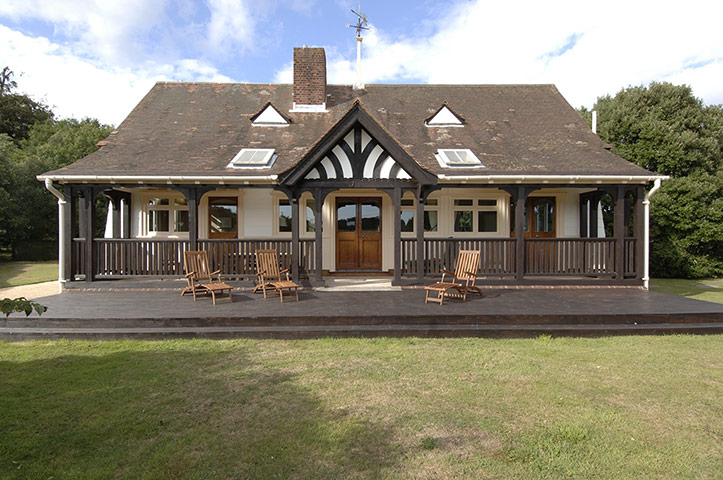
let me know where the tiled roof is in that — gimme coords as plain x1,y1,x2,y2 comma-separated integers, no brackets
43,82,656,179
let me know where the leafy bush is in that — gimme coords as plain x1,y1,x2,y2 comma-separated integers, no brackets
1,297,47,317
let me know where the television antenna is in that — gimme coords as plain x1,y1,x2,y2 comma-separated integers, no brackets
347,3,369,89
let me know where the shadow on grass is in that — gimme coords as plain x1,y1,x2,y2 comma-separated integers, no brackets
0,345,401,479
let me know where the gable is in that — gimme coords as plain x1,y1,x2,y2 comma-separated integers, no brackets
425,104,464,127
303,126,412,180
250,103,290,126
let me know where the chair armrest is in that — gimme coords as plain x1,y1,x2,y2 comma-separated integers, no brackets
280,268,290,274
185,271,196,278
440,270,454,275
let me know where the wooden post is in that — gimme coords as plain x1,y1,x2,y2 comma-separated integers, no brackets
579,194,588,237
83,187,95,282
589,193,600,238
291,191,300,282
313,188,324,283
416,186,425,283
614,186,625,280
514,186,529,281
392,186,402,285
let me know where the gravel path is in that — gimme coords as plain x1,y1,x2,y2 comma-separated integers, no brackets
0,281,60,300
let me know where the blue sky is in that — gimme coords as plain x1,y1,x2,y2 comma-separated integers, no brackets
2,0,722,126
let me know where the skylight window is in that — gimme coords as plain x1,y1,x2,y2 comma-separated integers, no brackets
227,148,277,169
436,149,484,168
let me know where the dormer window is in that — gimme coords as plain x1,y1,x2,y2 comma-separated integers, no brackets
251,103,290,126
436,149,484,168
227,148,277,169
425,105,464,127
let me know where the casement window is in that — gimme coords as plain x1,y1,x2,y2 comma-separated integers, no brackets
147,196,189,234
453,198,498,233
278,199,292,233
275,197,317,235
304,199,316,233
399,198,439,233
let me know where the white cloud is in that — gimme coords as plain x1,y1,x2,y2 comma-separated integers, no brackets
1,26,234,126
205,0,254,55
282,0,723,107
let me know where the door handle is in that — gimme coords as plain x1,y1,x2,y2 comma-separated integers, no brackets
361,234,365,238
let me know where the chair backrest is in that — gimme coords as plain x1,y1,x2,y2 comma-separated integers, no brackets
454,250,481,282
255,249,281,281
184,250,212,283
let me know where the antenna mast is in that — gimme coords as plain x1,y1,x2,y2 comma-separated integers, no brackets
347,2,368,90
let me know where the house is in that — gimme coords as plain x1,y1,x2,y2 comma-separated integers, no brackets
38,47,667,288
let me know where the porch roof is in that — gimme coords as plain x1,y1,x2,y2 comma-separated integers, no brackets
41,83,662,184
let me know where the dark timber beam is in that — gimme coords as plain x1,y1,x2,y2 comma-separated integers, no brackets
392,187,402,285
614,186,626,280
291,191,300,282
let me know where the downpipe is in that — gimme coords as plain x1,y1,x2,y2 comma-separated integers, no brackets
642,178,663,289
44,179,66,294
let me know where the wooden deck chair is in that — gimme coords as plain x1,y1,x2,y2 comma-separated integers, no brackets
253,249,300,303
181,250,233,304
424,250,482,305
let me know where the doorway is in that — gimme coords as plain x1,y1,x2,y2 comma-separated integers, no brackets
335,197,382,271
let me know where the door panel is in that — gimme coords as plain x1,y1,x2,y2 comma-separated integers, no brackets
335,197,382,270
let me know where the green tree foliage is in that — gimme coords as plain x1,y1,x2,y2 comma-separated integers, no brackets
0,297,46,317
581,82,723,278
1,119,113,257
0,68,53,143
590,82,722,177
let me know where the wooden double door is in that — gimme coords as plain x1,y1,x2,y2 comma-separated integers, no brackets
335,197,382,271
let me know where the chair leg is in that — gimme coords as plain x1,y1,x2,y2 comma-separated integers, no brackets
279,288,284,303
210,290,217,305
294,287,299,301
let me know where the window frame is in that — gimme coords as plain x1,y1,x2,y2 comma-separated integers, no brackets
399,197,440,236
451,197,499,235
143,193,190,238
435,149,484,168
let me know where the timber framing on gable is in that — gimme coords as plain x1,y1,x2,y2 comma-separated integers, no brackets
279,101,437,187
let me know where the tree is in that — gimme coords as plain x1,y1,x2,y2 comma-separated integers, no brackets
579,83,723,278
1,119,113,257
0,67,53,143
585,82,722,177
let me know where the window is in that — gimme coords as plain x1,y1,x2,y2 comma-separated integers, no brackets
453,198,498,233
227,148,276,169
305,199,315,233
147,196,189,234
278,199,292,233
436,149,483,168
209,197,238,238
400,198,439,233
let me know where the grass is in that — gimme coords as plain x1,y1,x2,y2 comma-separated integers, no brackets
0,260,57,288
650,278,723,304
1,336,721,479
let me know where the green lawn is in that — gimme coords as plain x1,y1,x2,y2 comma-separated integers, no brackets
650,278,723,304
1,336,721,479
0,261,57,288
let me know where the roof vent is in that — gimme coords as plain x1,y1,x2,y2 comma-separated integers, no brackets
425,104,465,127
251,103,290,126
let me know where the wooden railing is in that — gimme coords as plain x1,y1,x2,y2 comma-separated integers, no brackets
73,238,315,279
524,238,616,276
401,238,516,276
624,237,637,277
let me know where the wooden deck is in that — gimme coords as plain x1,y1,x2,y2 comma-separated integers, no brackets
2,283,722,340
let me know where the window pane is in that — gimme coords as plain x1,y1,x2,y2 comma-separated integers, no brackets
454,210,473,232
305,199,315,233
424,210,438,232
400,210,414,232
174,210,189,232
210,199,237,234
337,201,356,232
361,201,380,232
426,199,438,206
454,199,473,206
278,199,292,233
478,199,496,206
401,199,414,207
478,211,497,232
534,199,554,233
149,210,169,232
148,198,169,207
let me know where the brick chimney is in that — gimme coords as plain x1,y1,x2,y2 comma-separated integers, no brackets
292,47,327,111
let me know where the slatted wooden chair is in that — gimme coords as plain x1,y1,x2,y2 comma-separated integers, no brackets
181,250,233,304
424,250,482,305
253,249,300,303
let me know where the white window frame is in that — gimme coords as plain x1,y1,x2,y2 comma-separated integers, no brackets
142,193,190,238
451,197,500,235
399,196,440,236
435,149,484,168
227,148,277,169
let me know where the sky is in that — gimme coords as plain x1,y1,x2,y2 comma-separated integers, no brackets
2,0,722,127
